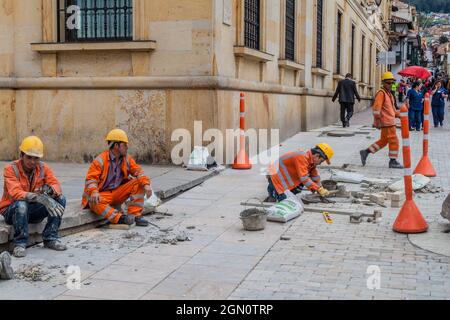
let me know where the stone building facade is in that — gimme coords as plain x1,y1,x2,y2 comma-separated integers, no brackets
0,0,391,163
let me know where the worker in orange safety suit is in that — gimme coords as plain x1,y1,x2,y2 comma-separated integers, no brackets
266,143,334,202
359,72,403,169
82,129,153,227
0,136,67,258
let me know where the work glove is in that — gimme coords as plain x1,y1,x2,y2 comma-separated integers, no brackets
40,184,55,197
317,187,330,198
25,193,65,218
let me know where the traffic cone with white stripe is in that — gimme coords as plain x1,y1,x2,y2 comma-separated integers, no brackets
414,93,436,177
233,93,252,170
393,104,428,233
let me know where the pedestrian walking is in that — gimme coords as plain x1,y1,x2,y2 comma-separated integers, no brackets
398,79,407,103
332,73,361,128
391,80,399,109
431,80,448,127
359,72,403,169
406,82,424,131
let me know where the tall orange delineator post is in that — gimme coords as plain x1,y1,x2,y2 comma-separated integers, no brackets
393,104,428,234
232,93,252,170
414,93,437,177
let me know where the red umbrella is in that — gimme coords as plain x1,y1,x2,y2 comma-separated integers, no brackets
398,66,432,80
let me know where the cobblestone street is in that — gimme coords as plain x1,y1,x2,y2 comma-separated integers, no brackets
2,107,449,300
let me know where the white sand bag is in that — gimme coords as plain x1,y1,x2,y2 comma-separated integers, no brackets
267,190,304,223
144,192,162,210
186,146,210,171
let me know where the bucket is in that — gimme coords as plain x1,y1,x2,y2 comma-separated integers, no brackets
322,180,338,191
240,208,267,231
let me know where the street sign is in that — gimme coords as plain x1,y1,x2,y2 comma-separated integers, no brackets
377,51,396,65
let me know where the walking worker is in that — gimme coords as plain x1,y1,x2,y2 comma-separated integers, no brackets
431,80,448,127
406,82,424,131
359,72,403,169
267,143,334,202
332,73,361,128
0,136,67,258
82,129,153,227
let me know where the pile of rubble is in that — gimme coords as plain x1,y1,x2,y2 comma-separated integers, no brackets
15,264,53,282
327,170,445,208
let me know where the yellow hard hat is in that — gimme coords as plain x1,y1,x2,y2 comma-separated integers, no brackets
105,129,129,144
316,143,334,164
19,136,44,158
381,72,395,82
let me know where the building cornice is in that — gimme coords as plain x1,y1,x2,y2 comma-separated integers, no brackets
0,76,373,99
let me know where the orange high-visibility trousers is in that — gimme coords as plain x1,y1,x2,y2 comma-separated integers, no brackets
368,126,399,159
89,179,145,224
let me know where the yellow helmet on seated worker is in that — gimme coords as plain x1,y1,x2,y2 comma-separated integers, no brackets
19,136,44,158
381,72,395,82
105,129,129,144
316,143,334,164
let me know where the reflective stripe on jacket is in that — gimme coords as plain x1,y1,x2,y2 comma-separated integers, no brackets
81,151,150,208
373,88,399,127
268,150,321,194
0,160,62,214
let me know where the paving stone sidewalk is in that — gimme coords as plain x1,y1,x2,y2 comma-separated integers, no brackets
1,107,450,300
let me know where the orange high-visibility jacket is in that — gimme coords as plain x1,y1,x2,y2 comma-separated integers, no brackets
268,150,321,194
372,88,399,127
81,151,150,208
0,160,62,214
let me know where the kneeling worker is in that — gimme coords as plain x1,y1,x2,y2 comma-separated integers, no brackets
0,136,67,258
267,143,334,202
82,129,153,226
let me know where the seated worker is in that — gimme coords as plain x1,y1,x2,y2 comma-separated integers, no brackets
82,129,153,227
267,143,334,202
0,136,67,258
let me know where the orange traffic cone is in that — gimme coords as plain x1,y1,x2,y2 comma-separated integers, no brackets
414,156,436,177
393,198,428,233
414,93,436,177
233,93,252,170
393,104,428,234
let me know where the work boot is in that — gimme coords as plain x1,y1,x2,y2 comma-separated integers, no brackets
12,246,26,258
389,159,404,169
135,216,149,227
118,214,135,225
0,251,14,280
359,149,370,166
44,240,67,251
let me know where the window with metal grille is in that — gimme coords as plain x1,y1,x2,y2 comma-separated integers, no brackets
57,0,133,42
351,25,355,76
361,35,365,82
336,11,342,74
316,0,323,68
285,0,296,61
244,0,260,50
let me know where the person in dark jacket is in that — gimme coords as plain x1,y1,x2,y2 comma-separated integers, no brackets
431,80,448,127
332,73,361,127
406,82,424,131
